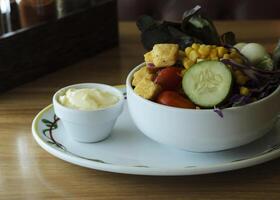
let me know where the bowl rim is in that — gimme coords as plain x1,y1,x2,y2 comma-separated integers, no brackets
53,83,124,113
126,63,280,112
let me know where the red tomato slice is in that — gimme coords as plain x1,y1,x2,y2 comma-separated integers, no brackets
154,67,182,90
156,91,196,109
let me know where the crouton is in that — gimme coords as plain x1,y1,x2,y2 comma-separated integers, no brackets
134,78,161,99
132,66,154,86
152,44,179,67
144,51,153,64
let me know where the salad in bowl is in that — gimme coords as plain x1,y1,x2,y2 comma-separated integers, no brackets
126,5,280,152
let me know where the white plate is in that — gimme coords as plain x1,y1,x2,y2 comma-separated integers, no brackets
32,85,280,176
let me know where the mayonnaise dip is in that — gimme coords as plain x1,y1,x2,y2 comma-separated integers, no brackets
59,88,119,110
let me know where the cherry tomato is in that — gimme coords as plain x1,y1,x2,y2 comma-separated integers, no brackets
154,67,182,90
156,91,195,109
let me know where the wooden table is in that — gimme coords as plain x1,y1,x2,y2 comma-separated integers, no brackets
1,21,280,199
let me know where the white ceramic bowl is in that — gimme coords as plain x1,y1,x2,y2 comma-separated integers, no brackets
126,63,280,152
53,83,124,143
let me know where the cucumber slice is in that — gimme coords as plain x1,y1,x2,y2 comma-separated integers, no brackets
182,61,232,108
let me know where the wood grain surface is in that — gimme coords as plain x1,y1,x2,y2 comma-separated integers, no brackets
0,21,280,200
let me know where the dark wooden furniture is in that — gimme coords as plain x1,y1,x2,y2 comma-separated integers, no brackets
0,0,118,92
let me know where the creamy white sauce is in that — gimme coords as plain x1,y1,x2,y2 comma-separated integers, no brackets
59,88,119,110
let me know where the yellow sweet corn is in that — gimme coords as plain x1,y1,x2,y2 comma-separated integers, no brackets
230,51,239,58
231,48,238,53
236,74,249,85
191,43,199,50
209,48,218,58
229,48,243,63
223,53,230,59
234,70,243,76
183,58,194,69
211,57,219,61
185,47,192,56
240,86,250,96
217,47,227,57
182,43,243,69
234,70,249,85
181,69,188,76
233,58,243,64
189,50,199,62
198,45,211,58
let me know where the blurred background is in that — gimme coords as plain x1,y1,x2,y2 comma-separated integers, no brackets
0,0,279,91
1,0,280,36
0,0,96,35
118,0,280,21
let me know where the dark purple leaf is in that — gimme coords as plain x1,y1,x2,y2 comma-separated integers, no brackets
213,107,224,118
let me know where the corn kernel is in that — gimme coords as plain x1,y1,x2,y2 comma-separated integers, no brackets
183,58,194,69
211,45,217,48
185,47,192,56
226,64,232,69
217,47,227,57
234,70,243,76
209,48,218,58
211,57,219,61
181,69,188,76
223,53,230,59
191,43,200,50
188,50,199,62
198,45,211,57
230,51,239,58
231,48,238,53
233,58,243,64
240,86,250,96
236,75,248,85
